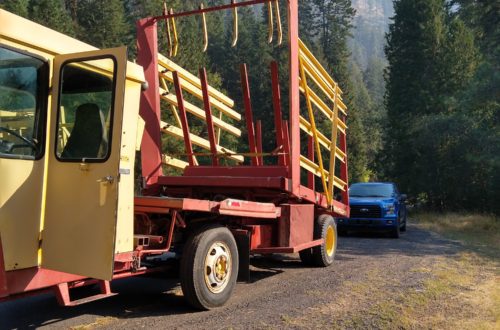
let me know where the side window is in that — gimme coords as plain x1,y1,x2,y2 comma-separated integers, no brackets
56,57,116,162
0,46,47,159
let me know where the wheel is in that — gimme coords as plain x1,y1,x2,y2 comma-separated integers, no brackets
299,248,313,266
180,225,239,310
390,219,400,238
311,215,337,267
400,216,407,232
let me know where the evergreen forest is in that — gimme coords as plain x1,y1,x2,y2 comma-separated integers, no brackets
1,0,498,214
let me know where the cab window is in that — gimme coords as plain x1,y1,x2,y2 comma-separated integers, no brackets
0,46,47,159
56,57,115,162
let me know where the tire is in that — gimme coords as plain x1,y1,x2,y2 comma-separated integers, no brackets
311,215,337,267
180,225,239,310
400,216,407,232
299,248,314,266
390,219,400,238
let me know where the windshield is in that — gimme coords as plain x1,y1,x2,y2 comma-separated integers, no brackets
0,46,47,159
349,184,394,198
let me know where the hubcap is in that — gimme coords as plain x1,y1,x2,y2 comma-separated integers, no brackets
325,226,335,256
204,241,232,293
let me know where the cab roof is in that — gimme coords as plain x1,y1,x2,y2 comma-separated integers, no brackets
0,9,144,84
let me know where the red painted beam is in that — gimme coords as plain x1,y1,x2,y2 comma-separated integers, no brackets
270,61,285,166
282,120,291,168
339,126,350,216
199,68,220,166
172,71,195,166
152,0,270,21
240,64,259,166
288,0,300,194
256,120,264,165
137,18,163,189
251,239,323,254
158,175,289,190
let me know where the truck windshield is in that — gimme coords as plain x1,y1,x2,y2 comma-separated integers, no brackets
0,46,47,159
349,184,394,198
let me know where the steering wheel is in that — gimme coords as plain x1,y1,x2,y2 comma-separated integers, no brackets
0,127,38,151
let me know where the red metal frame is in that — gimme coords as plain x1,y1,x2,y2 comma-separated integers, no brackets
0,0,350,306
240,64,259,166
137,17,163,189
172,71,195,166
199,68,220,166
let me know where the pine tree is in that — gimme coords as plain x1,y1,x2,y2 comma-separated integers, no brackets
75,0,129,49
0,0,29,17
28,0,74,36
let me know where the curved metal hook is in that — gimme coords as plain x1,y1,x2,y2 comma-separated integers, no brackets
169,8,179,57
231,0,239,47
274,0,282,46
200,3,208,52
163,2,173,57
267,1,274,44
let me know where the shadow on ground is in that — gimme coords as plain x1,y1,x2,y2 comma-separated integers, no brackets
0,222,468,329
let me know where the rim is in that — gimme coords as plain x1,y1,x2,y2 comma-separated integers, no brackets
325,226,335,257
204,241,232,294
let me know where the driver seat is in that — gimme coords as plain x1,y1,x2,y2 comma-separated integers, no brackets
61,103,107,159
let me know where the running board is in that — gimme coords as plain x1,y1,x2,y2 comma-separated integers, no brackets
54,281,117,306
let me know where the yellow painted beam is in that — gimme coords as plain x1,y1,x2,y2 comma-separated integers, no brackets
299,39,336,88
162,154,189,169
160,121,244,163
300,156,346,191
159,88,241,137
160,71,241,121
299,117,346,163
158,53,234,108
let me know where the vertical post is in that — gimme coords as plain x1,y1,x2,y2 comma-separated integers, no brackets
137,18,163,189
308,136,315,191
240,64,259,166
288,0,300,194
282,120,291,168
199,68,219,166
271,61,285,166
339,121,349,215
256,120,264,165
172,71,195,166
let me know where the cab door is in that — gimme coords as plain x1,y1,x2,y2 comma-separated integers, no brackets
41,47,127,280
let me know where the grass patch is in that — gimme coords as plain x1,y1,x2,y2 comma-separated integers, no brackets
70,317,118,330
414,212,500,257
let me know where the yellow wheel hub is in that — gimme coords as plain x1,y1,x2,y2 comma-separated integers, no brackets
325,226,335,256
204,241,231,293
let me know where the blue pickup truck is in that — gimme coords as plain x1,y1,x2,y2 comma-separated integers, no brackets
337,182,407,238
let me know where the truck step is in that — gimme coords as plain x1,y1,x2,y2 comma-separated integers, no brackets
64,292,118,306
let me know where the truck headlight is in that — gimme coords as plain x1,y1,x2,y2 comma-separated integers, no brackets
384,204,396,215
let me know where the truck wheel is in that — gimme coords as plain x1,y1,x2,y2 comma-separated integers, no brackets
401,219,407,232
180,225,239,310
390,220,400,238
299,248,314,266
311,215,337,267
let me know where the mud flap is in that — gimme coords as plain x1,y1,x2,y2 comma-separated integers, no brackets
234,231,250,282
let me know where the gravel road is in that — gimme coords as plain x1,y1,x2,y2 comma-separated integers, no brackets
0,222,467,329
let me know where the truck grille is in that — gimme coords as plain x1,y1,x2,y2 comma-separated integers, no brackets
350,205,382,218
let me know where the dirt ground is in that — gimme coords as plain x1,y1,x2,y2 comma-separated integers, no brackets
1,221,498,329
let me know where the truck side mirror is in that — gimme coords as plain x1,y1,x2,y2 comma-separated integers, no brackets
400,194,407,202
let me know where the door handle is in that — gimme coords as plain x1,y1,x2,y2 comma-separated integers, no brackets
97,175,114,184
